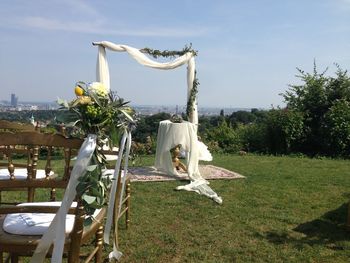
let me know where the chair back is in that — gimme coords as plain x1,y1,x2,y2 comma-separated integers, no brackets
0,131,83,204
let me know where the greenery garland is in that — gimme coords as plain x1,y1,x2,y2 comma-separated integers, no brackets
140,43,198,58
140,44,199,120
187,71,199,119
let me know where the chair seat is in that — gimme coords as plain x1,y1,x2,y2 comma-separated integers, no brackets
102,169,128,179
0,208,105,253
0,168,54,180
3,202,102,236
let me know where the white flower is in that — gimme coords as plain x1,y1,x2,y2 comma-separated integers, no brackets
88,82,108,97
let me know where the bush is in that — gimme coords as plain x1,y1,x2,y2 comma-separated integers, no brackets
324,99,350,156
238,123,268,153
204,120,242,153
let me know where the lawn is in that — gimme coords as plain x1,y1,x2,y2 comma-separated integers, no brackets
117,154,350,262
2,154,350,262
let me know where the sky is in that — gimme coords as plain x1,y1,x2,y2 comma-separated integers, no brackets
1,0,350,109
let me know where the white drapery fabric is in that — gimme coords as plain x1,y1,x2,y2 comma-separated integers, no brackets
31,134,97,263
93,41,198,125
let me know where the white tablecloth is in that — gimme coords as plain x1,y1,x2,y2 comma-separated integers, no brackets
154,120,222,203
155,120,201,181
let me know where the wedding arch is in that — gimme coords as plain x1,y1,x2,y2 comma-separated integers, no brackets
92,41,221,200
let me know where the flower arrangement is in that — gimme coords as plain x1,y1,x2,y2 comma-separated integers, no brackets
56,81,135,224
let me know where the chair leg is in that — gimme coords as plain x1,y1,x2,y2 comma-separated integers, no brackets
27,188,34,202
50,188,56,201
10,254,18,263
95,225,104,263
126,182,131,229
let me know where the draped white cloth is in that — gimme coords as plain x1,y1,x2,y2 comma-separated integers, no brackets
155,120,221,204
93,41,198,125
31,134,97,263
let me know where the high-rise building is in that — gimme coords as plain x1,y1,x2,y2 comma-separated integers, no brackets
10,93,18,107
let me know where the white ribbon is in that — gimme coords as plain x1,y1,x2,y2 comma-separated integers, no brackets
93,41,198,125
31,134,97,263
103,130,132,261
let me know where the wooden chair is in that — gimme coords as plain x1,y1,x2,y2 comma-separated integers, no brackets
0,131,105,263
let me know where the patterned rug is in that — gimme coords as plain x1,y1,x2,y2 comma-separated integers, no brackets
128,165,245,182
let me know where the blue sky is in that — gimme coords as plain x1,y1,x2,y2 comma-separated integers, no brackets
1,0,350,108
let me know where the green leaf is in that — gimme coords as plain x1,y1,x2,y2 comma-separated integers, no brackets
76,182,88,195
89,91,102,107
119,109,134,122
82,194,96,204
86,165,98,172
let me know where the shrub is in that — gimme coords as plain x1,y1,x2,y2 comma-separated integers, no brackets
204,120,242,153
324,99,350,156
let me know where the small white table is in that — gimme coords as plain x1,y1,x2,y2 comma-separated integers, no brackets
155,120,202,181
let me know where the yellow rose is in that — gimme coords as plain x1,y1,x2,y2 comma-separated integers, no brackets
88,82,108,97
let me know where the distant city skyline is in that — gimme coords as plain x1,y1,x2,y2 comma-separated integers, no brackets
1,1,350,108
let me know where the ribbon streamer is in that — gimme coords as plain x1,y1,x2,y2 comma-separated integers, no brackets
103,130,132,261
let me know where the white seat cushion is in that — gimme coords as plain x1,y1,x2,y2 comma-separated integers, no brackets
102,169,127,179
0,168,54,180
2,202,101,236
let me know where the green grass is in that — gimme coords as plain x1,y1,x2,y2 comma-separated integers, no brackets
3,154,350,262
117,154,350,262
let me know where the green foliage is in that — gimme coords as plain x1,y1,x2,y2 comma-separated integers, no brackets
186,71,199,120
140,43,198,58
238,123,268,153
204,120,242,153
56,81,135,224
228,110,257,126
324,99,350,156
264,109,304,154
282,63,350,156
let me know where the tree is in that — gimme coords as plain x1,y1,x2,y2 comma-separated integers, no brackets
282,63,350,156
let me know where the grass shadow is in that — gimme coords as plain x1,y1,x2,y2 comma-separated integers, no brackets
263,203,349,250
